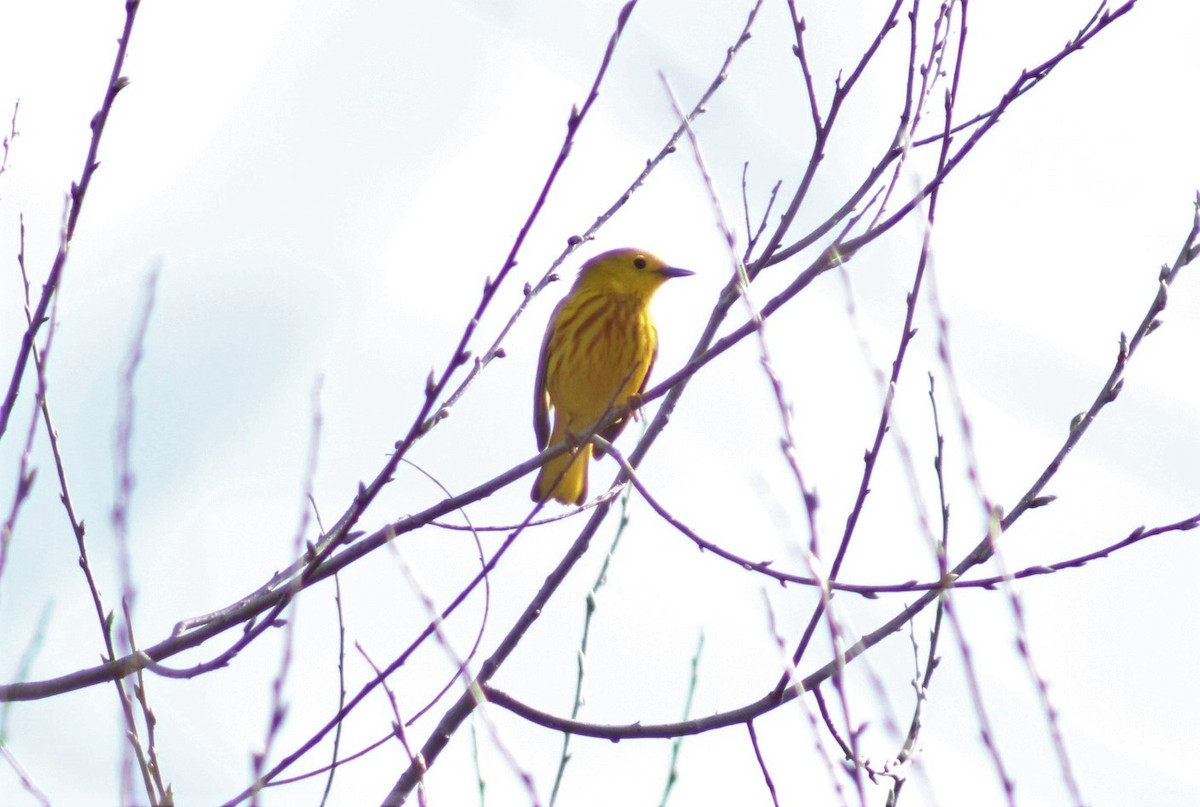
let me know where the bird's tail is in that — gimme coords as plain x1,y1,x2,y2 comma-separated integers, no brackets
532,443,591,505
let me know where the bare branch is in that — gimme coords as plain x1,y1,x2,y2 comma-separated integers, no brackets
0,0,142,440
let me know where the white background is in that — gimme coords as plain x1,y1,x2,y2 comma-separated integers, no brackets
1,0,1198,805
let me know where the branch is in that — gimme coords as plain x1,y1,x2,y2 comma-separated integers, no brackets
0,0,141,440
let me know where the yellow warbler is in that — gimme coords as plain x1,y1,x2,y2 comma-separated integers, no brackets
532,248,693,505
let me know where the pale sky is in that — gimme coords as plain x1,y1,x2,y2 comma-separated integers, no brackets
1,1,1198,805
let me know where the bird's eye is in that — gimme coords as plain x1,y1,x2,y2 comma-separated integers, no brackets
633,256,647,270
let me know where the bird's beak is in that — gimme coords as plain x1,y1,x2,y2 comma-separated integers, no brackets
658,266,695,279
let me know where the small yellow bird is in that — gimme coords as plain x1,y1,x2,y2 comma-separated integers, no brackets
532,248,693,505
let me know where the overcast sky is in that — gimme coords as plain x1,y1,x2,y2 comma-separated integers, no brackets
1,1,1198,805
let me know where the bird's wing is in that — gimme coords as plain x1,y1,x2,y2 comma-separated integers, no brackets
532,304,558,450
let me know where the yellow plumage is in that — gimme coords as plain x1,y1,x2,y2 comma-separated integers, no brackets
532,248,692,505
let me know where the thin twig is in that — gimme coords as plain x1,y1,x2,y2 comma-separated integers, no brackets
745,721,780,807
888,375,953,806
0,0,141,440
0,99,20,189
318,569,346,807
387,545,541,807
658,633,704,807
250,379,323,805
397,459,491,726
0,219,44,582
0,743,50,807
549,480,637,806
111,269,164,806
224,504,546,804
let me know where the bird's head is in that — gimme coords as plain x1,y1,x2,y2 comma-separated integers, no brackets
575,247,693,297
